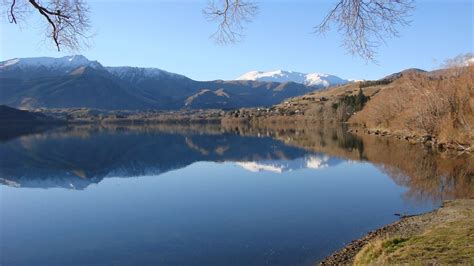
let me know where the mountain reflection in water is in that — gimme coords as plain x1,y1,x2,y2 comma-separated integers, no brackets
1,124,472,202
1,123,473,266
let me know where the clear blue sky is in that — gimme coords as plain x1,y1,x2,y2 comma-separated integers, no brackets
1,0,472,81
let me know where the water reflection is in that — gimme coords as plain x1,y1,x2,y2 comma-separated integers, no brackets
1,124,471,202
1,123,472,265
0,125,342,190
257,124,474,202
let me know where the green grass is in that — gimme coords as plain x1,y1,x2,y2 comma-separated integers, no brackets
354,212,474,265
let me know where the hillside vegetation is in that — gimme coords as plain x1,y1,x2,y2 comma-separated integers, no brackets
350,66,474,150
224,65,473,150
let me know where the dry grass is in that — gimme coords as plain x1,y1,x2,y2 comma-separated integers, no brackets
222,82,384,124
354,201,474,265
350,66,474,147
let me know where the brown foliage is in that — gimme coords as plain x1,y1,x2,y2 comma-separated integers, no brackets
351,66,474,146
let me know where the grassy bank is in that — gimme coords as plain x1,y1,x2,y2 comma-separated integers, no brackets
320,199,474,265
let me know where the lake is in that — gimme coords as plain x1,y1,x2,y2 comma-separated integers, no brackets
1,124,472,265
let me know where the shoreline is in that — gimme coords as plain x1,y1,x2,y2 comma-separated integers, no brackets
2,104,472,153
318,199,474,265
348,127,472,153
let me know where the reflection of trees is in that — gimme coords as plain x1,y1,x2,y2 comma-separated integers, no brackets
380,151,473,202
354,133,473,202
240,123,473,203
2,123,472,201
222,123,366,161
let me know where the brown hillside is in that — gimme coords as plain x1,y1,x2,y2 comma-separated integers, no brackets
350,66,474,149
223,66,473,150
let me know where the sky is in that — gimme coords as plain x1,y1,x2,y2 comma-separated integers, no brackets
0,0,473,81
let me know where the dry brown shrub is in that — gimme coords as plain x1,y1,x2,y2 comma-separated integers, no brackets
351,66,474,146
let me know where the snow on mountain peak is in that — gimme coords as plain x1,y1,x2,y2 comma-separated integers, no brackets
106,66,188,80
236,70,348,88
0,55,192,82
0,55,102,70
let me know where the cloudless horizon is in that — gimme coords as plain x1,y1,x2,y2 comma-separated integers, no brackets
1,0,472,81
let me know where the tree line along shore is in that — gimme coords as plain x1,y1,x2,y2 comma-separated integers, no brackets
2,65,473,153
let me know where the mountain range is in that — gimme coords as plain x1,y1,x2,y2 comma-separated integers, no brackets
0,55,349,110
237,70,348,87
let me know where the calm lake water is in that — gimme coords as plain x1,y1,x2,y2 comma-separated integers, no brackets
1,124,472,265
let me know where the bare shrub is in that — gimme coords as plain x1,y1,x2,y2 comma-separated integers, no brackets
405,67,473,143
351,64,474,146
354,86,407,128
335,101,354,121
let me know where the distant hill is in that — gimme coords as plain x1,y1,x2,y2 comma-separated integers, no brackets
382,68,427,81
0,56,346,110
0,105,60,124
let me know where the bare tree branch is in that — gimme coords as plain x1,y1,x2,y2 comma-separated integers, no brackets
4,0,414,58
4,0,90,51
204,0,413,60
204,0,258,44
316,0,414,61
9,0,17,23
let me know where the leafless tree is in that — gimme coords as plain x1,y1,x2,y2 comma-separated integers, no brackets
443,52,474,69
316,0,414,61
4,0,414,59
205,0,414,61
4,0,90,51
204,0,258,44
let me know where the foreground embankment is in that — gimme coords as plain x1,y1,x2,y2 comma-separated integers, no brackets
319,199,474,265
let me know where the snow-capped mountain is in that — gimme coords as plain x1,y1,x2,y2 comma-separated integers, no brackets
237,70,348,88
0,55,347,110
0,55,102,72
106,66,188,81
0,55,184,80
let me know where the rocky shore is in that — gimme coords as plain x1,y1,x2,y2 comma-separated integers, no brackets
348,128,472,153
319,199,474,265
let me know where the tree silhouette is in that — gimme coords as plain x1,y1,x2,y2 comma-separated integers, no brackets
4,0,414,60
6,0,90,51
